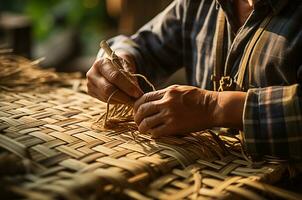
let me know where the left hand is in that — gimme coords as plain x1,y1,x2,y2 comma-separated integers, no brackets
133,85,219,138
133,85,247,138
86,51,143,104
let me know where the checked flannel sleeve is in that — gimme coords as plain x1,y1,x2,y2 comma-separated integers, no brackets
243,84,302,162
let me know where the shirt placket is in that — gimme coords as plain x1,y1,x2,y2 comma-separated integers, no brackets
216,0,270,90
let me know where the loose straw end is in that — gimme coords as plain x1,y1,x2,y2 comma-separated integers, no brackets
100,40,113,57
100,40,107,48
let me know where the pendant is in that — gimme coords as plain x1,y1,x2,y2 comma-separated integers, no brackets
218,76,234,92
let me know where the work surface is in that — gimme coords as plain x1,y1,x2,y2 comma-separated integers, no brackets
1,85,301,200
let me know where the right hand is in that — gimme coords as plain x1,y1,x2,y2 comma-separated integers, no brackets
86,52,144,104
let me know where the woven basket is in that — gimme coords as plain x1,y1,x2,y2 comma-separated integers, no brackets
1,87,301,200
0,56,301,199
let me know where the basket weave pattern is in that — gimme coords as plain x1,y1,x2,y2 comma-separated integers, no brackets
0,87,300,199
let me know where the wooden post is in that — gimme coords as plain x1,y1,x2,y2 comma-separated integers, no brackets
0,13,32,58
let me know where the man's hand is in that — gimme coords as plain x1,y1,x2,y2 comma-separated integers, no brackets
133,85,246,138
133,85,217,137
86,52,143,104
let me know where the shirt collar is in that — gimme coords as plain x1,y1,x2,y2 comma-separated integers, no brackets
215,0,288,34
216,0,288,15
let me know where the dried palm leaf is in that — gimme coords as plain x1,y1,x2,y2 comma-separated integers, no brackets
0,53,82,92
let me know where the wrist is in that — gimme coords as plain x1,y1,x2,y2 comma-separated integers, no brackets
199,90,219,128
212,91,246,129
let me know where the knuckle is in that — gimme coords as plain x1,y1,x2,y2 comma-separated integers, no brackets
86,69,93,80
144,92,157,102
86,71,90,78
168,84,179,89
168,85,179,91
167,85,180,95
167,88,178,95
144,94,152,102
153,91,162,98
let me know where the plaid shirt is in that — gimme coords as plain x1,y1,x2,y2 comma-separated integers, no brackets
99,0,302,162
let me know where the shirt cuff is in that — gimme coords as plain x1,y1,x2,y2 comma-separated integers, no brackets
242,84,302,162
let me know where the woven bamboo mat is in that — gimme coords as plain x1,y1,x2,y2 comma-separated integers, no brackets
0,54,301,200
1,86,301,200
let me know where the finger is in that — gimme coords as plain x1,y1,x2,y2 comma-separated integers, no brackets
87,80,99,98
133,90,165,113
87,61,122,104
87,81,121,104
134,101,160,125
96,76,135,104
87,83,97,98
86,61,100,84
97,58,143,98
149,124,168,139
138,113,164,134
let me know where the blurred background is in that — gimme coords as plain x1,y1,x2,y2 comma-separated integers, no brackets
0,0,173,74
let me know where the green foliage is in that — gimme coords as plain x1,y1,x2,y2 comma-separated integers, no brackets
1,0,114,54
19,0,109,41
